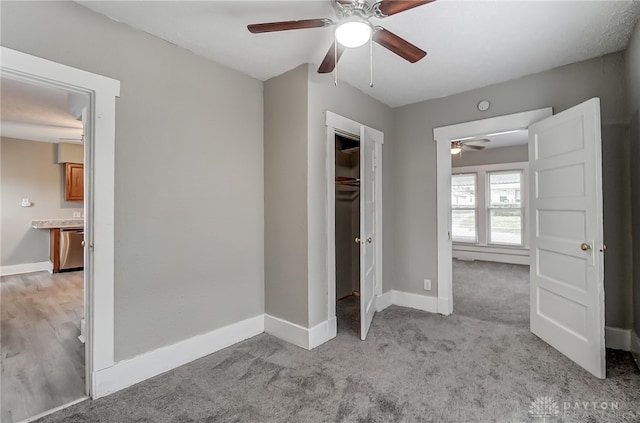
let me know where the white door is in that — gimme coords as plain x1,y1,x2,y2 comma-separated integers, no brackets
528,98,605,378
359,126,380,340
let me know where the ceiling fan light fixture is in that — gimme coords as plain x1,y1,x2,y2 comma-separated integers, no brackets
335,18,372,48
451,141,462,155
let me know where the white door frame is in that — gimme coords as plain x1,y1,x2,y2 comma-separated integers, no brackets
432,108,552,315
1,47,120,397
325,111,383,323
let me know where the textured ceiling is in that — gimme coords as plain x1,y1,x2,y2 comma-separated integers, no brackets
79,1,640,107
1,78,84,143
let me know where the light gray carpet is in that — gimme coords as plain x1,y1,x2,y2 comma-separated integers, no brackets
36,275,640,422
452,259,530,327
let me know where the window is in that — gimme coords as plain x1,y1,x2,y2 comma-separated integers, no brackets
451,173,477,243
488,171,523,246
451,162,528,249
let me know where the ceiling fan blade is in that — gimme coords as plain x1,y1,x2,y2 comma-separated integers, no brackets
464,145,486,150
247,18,332,34
375,0,435,17
373,28,426,63
318,42,345,73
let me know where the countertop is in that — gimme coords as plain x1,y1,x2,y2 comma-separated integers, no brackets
31,219,84,229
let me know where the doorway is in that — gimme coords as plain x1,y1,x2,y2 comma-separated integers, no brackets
325,111,383,342
449,130,530,327
0,77,89,422
335,132,361,337
434,101,607,378
1,47,119,407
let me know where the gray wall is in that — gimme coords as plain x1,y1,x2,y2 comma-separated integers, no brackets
391,52,632,328
626,20,640,336
264,65,309,327
1,138,83,266
307,66,394,326
1,1,265,360
452,144,528,167
262,65,393,328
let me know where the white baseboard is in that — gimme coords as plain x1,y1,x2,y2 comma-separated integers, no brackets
309,317,337,349
437,296,452,316
453,250,530,265
264,314,310,349
264,314,336,350
0,261,52,276
375,291,393,312
92,314,264,399
375,290,439,314
605,326,631,351
391,290,439,313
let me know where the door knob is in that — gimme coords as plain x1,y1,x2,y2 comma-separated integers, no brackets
81,240,85,247
600,244,607,252
580,242,591,251
354,237,361,244
366,237,372,244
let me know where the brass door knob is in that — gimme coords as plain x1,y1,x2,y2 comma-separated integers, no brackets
81,240,86,247
354,237,361,244
580,242,591,251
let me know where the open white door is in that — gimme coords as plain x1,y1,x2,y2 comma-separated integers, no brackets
528,98,605,378
359,126,381,340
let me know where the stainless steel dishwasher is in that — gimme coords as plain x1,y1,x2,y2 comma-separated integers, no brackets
60,229,84,270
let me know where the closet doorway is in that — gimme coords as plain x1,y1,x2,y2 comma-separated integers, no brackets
335,133,361,337
325,111,383,342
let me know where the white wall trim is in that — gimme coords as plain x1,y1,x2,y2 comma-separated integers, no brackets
374,290,439,314
375,291,393,312
433,108,553,317
605,326,631,351
452,251,530,265
1,47,120,398
93,315,264,398
391,290,439,313
265,314,336,350
309,317,337,349
325,111,384,333
0,261,53,276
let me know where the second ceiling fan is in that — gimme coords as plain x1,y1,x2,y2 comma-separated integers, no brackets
248,0,434,74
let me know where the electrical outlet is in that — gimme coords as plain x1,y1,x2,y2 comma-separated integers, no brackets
424,279,431,290
73,212,81,218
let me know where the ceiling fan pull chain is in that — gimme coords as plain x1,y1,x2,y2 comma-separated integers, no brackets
369,35,374,88
334,35,338,86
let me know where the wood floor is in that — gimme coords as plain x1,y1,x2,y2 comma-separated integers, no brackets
1,271,85,423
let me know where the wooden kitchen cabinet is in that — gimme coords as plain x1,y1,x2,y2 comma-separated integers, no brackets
64,163,84,201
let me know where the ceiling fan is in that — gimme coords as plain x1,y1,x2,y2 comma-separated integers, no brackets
247,0,434,76
451,139,490,155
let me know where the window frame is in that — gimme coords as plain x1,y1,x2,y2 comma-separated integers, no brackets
487,169,525,247
451,161,529,250
451,172,478,244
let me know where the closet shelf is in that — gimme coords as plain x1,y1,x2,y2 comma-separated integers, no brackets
336,176,360,187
